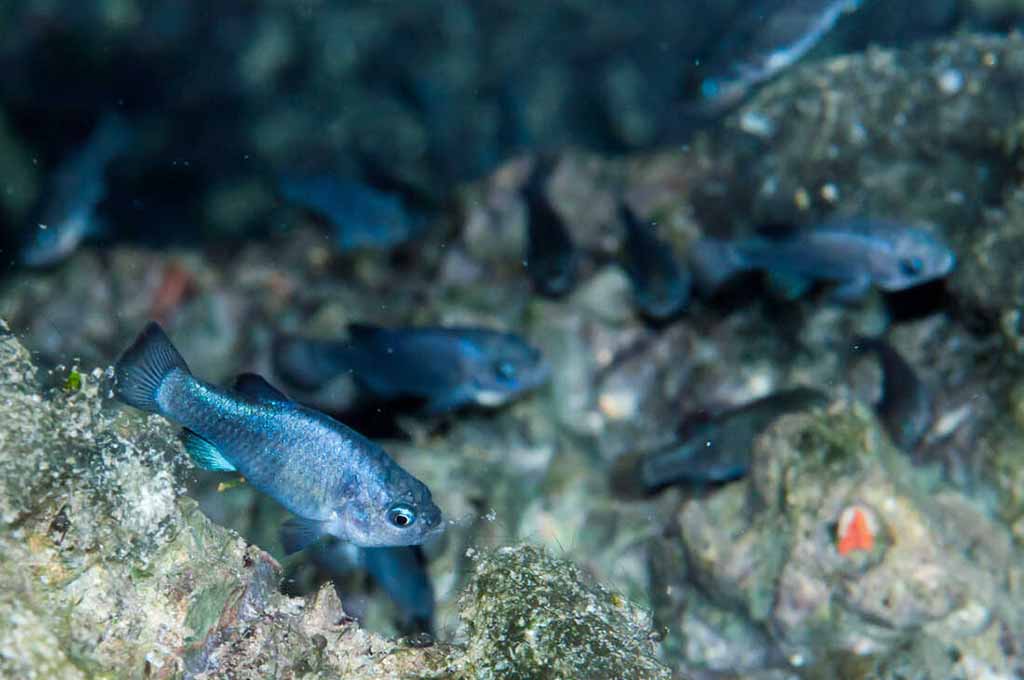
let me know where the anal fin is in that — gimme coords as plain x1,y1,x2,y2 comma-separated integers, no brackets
281,516,328,555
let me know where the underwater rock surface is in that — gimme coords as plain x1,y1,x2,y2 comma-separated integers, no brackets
673,403,1023,677
0,321,671,678
4,30,1024,680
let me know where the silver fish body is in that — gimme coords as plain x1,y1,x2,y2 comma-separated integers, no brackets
691,217,956,301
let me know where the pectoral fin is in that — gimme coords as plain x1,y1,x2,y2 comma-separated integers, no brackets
181,429,237,472
281,516,328,555
766,271,812,300
830,276,871,304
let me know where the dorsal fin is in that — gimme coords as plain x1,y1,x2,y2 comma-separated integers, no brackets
347,323,386,343
233,372,290,402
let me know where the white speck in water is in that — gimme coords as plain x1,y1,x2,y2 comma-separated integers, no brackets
820,183,839,203
739,111,774,138
937,69,963,95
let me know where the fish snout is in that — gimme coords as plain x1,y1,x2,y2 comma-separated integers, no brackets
422,505,445,535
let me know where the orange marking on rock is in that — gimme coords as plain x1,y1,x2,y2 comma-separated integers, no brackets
837,507,874,556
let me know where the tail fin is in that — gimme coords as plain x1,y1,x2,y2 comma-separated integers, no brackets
114,322,189,413
689,237,747,296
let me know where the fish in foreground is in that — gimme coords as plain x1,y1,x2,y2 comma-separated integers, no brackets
851,336,933,452
611,387,828,498
694,0,863,114
691,217,956,302
22,112,132,267
313,540,435,635
279,174,424,252
522,160,579,298
274,324,550,414
619,204,691,320
114,322,443,550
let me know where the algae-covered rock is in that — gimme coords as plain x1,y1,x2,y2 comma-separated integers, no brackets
0,319,670,679
451,545,669,679
675,402,1024,678
695,33,1024,339
0,318,441,679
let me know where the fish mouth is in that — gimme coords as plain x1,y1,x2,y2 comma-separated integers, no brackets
941,251,957,274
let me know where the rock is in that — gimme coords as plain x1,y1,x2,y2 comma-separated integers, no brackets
0,320,670,678
694,34,1024,339
675,402,1024,676
452,545,670,679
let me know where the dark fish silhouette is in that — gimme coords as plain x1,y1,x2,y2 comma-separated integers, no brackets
274,324,550,414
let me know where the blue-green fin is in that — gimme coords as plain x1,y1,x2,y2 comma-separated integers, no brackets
766,271,812,300
232,372,291,402
281,517,328,555
181,429,237,472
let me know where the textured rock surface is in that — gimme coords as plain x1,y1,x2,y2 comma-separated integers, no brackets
672,403,1024,677
0,320,671,678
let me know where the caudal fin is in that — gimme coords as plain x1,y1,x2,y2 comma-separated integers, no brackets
689,237,747,296
114,322,189,413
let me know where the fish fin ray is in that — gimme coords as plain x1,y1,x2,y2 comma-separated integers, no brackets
232,373,291,402
114,322,189,413
181,429,237,472
281,517,328,555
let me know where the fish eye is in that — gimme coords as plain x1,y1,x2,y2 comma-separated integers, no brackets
899,257,924,277
387,505,416,528
494,360,517,382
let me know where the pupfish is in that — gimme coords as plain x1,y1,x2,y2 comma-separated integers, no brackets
522,159,579,298
611,387,828,497
851,336,933,452
279,174,424,252
21,112,131,267
274,324,550,414
113,322,443,551
619,204,691,320
313,540,436,635
695,0,863,113
690,217,956,302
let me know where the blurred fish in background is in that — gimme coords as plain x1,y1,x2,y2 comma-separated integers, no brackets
850,336,934,453
618,203,691,321
611,387,828,498
275,324,550,414
690,217,956,302
688,0,864,114
20,112,131,267
311,540,436,636
521,159,579,298
279,174,427,253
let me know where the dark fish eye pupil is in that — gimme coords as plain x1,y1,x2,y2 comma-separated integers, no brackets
496,361,516,380
389,506,415,527
900,257,924,276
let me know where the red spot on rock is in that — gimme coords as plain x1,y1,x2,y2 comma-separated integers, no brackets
837,506,875,556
